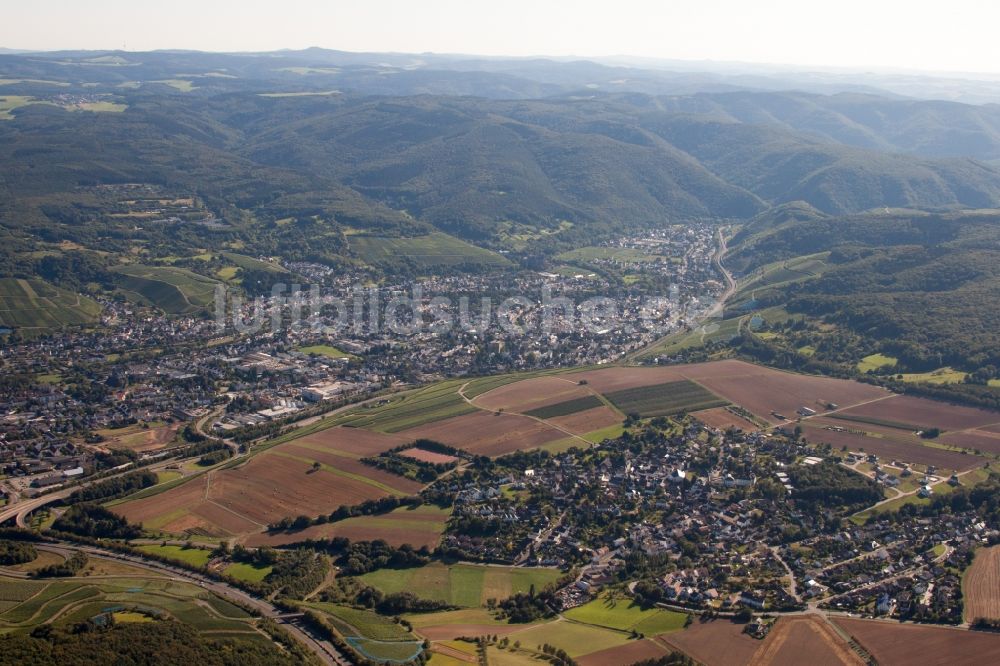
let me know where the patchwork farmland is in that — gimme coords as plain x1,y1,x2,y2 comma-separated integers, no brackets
110,359,999,543
802,421,986,472
0,277,102,329
746,616,864,666
115,427,419,537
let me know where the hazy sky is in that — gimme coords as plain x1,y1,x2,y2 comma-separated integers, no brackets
5,0,1000,74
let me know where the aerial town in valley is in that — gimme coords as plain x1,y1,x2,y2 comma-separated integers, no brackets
6,28,1000,665
3,209,1000,666
0,221,724,496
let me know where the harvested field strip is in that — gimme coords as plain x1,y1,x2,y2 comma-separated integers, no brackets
828,413,920,431
546,406,622,436
836,395,1000,432
279,439,361,458
576,639,672,666
940,430,1000,455
693,406,759,431
399,411,566,457
747,616,863,666
604,379,727,418
834,617,1000,665
503,619,632,658
658,617,761,666
398,448,458,464
963,544,1000,623
473,375,595,413
523,395,603,419
802,424,984,472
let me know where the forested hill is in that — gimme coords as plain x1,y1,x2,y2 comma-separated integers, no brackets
5,88,1000,243
721,206,1000,385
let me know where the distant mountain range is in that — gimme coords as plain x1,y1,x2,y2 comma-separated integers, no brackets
3,48,1000,244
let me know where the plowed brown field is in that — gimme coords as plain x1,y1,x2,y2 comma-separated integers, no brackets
400,411,566,456
964,545,1000,623
835,617,1000,665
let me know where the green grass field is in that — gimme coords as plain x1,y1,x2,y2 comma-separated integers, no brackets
555,246,671,263
297,344,355,359
223,562,273,583
359,563,562,607
337,380,476,432
328,504,451,548
857,353,898,373
523,395,603,419
898,367,969,385
349,637,424,662
850,469,990,525
302,602,414,641
507,619,632,657
350,233,511,271
111,265,220,315
404,607,512,629
136,544,213,567
563,595,688,635
0,277,102,329
604,380,728,417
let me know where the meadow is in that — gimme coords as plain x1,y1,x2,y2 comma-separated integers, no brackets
350,232,511,271
359,562,562,607
0,277,102,329
564,595,688,635
111,264,220,315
